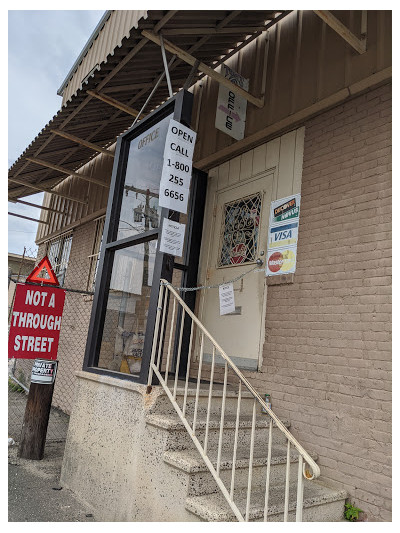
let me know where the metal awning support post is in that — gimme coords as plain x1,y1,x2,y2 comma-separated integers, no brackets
159,33,174,98
8,212,49,224
9,198,68,215
142,30,265,108
132,54,177,127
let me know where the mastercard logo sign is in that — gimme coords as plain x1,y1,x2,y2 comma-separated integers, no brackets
267,249,296,273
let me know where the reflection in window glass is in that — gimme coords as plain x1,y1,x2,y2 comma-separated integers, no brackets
117,113,174,240
98,240,156,375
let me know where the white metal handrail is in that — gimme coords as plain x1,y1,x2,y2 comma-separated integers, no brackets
147,279,320,522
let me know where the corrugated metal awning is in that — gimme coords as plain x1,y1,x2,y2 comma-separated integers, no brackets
8,10,290,201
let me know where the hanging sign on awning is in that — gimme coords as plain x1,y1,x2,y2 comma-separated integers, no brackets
215,64,249,141
159,119,197,214
266,193,301,276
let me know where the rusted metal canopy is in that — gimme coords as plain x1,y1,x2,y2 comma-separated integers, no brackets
8,10,290,200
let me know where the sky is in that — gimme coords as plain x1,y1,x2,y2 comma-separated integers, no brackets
8,9,105,255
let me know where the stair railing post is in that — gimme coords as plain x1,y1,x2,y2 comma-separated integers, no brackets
296,455,304,522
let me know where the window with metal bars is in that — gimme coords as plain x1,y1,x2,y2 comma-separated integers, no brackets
46,231,73,287
87,216,106,291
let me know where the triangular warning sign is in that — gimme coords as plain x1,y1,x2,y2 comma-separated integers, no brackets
26,256,60,286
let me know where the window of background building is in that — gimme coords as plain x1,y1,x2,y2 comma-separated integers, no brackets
46,231,73,287
87,216,106,291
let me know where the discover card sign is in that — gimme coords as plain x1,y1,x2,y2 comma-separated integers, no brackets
8,284,66,360
266,193,301,276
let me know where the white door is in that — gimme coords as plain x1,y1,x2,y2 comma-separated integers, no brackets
199,173,272,370
197,128,304,370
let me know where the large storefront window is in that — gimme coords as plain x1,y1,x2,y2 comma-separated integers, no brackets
83,91,205,385
98,241,156,375
117,113,172,241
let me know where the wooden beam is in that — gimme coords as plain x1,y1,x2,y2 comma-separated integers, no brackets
195,66,391,171
102,80,187,94
8,212,50,225
8,177,87,204
50,129,114,158
313,10,367,54
8,198,67,214
26,157,109,189
86,89,140,117
161,26,267,36
141,30,264,108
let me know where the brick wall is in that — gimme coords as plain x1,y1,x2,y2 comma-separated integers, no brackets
247,82,391,521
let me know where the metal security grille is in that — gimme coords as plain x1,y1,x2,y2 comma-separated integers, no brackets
87,216,106,291
218,192,262,267
46,231,73,286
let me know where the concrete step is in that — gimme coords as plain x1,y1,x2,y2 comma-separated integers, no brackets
146,412,290,451
164,444,318,496
149,383,258,417
185,479,348,522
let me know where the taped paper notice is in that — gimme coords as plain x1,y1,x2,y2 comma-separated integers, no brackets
219,283,236,316
159,218,186,257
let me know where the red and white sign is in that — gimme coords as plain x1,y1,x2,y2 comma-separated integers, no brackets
8,284,66,360
230,243,246,264
26,256,59,286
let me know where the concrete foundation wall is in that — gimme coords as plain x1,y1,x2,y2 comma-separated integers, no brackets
60,371,199,522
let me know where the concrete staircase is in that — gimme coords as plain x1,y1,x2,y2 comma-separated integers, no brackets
145,386,347,522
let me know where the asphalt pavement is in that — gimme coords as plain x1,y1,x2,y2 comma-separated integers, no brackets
8,441,97,522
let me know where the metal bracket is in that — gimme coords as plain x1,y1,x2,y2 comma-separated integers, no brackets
183,59,201,90
159,33,174,98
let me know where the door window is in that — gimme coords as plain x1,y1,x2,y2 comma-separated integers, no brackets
218,192,262,267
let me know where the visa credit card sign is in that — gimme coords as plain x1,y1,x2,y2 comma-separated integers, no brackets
266,193,301,276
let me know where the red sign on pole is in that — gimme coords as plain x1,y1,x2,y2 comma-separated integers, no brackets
26,256,60,286
8,284,66,360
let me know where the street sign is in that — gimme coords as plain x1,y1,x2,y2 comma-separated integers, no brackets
26,255,59,286
8,284,66,360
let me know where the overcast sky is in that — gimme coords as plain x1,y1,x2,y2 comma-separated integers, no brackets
8,10,104,255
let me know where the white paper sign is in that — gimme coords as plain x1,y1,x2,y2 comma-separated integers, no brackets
31,359,58,384
159,119,197,214
219,283,236,316
159,218,186,257
215,64,249,141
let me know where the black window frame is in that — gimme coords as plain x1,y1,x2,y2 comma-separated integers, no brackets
83,90,207,385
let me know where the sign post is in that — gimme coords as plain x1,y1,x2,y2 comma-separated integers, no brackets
8,256,65,460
